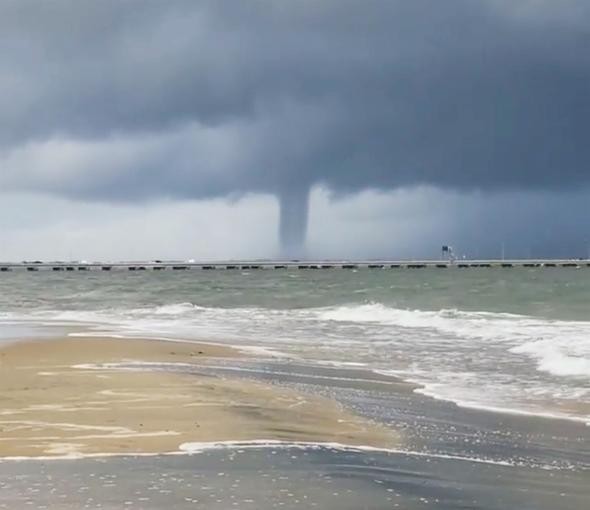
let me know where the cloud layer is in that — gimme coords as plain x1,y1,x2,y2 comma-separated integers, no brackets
1,1,589,257
2,1,589,194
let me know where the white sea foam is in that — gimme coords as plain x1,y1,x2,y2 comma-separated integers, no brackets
178,440,526,467
510,340,590,378
410,382,590,425
0,440,533,468
317,303,584,346
149,303,203,315
320,303,590,378
72,361,199,371
319,303,590,423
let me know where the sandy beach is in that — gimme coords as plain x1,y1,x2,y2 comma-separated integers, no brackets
0,336,398,458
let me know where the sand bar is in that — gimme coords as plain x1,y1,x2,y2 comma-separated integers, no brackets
0,337,397,458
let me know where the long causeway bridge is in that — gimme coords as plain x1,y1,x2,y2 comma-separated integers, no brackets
1,259,589,272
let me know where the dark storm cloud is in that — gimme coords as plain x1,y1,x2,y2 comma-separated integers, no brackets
1,0,589,200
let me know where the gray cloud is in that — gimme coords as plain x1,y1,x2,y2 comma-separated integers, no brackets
1,0,589,255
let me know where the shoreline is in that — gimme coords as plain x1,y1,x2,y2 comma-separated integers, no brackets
0,440,530,467
4,330,587,428
416,388,590,426
1,339,587,510
0,336,398,459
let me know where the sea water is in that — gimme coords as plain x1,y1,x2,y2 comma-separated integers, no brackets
0,268,588,423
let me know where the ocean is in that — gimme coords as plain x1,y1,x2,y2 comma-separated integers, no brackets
1,268,588,424
0,268,588,509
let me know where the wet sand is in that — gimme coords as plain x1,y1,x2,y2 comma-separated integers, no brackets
2,447,588,510
1,358,588,510
0,337,397,458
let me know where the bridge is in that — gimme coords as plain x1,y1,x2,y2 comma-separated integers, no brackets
1,259,589,272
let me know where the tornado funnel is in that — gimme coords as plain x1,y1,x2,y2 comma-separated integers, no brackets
279,188,310,259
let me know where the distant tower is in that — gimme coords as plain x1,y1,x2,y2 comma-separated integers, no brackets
441,245,455,262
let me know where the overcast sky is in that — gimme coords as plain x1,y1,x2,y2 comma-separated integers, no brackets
1,0,589,260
